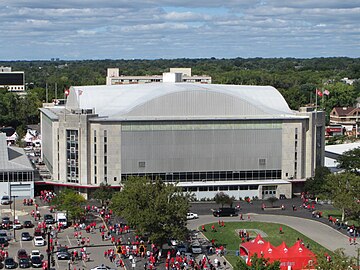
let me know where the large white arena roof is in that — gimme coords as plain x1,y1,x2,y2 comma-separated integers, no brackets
66,83,295,120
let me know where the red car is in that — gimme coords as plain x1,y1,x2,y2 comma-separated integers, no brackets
17,249,29,260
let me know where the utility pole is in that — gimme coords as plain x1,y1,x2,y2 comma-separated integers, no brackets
46,82,48,103
13,196,16,241
47,226,52,270
11,195,18,242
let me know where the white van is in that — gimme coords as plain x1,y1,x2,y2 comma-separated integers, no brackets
56,212,67,228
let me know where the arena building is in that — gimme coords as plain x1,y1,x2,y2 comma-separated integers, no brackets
39,77,325,199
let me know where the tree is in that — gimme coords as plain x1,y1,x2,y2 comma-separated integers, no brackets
323,173,360,222
337,147,360,174
315,248,357,270
111,176,191,245
214,192,235,208
51,189,86,222
267,197,278,208
92,182,115,206
304,166,331,196
235,253,280,270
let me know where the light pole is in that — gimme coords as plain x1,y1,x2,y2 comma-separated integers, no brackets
11,195,18,242
47,226,52,270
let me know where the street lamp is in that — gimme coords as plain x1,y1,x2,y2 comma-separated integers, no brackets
10,195,18,242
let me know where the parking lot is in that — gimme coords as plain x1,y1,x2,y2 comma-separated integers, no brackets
0,200,119,270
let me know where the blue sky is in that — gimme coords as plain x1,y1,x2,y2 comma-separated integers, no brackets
1,0,359,60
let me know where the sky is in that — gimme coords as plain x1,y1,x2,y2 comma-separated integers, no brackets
1,0,359,60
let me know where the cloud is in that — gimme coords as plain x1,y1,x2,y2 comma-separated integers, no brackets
0,0,359,59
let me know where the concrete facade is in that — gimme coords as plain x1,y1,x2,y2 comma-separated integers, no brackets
39,82,325,200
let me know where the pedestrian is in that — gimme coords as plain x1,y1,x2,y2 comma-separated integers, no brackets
279,226,283,234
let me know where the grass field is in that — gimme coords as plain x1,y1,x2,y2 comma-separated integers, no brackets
321,209,359,227
200,221,331,267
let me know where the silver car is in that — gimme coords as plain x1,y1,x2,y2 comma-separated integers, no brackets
191,242,202,254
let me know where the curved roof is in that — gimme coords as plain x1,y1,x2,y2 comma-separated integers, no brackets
66,83,293,119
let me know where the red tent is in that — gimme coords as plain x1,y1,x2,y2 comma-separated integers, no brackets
240,239,316,270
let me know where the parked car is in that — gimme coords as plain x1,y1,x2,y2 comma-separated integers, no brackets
44,214,55,225
0,230,11,241
33,228,43,237
176,243,188,254
4,257,17,269
1,217,13,229
0,236,9,247
14,220,23,230
212,207,237,217
33,236,45,246
1,196,11,205
30,250,43,259
21,232,32,241
91,265,115,270
19,257,31,268
186,212,199,220
57,247,71,260
190,242,202,254
31,255,42,268
23,220,34,228
17,249,29,260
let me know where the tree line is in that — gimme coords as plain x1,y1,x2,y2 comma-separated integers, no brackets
1,57,359,136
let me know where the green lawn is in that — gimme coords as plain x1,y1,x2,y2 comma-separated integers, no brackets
321,209,359,227
200,221,331,268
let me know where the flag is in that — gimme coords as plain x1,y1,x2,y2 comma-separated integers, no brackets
64,89,70,96
323,89,330,96
316,89,323,97
78,89,83,96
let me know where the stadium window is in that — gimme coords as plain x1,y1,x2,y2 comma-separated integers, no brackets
219,186,228,191
249,185,259,190
229,185,238,191
240,185,248,190
199,186,208,191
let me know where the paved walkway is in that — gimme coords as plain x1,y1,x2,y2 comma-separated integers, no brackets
187,214,359,258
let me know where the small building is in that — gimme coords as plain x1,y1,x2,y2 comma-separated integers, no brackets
106,67,212,85
0,133,35,198
329,107,360,136
325,142,360,173
0,66,25,92
0,127,18,145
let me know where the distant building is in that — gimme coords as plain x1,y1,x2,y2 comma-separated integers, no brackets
340,77,357,85
106,68,212,85
329,107,360,136
39,78,325,200
325,142,360,173
0,133,35,198
0,66,25,92
0,127,18,145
